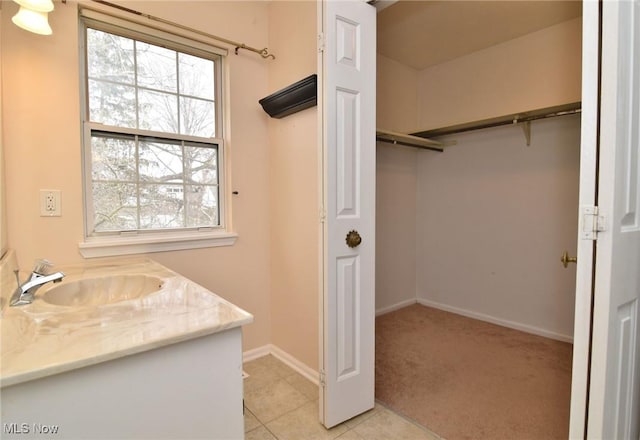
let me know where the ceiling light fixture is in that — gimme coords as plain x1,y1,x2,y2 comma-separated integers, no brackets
11,0,54,36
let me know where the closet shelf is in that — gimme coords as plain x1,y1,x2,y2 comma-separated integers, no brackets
410,102,582,141
376,128,448,152
376,103,580,151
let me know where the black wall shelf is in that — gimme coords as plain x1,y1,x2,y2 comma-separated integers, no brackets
259,74,317,119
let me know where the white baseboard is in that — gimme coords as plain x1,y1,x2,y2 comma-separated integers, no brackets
243,344,319,385
269,345,319,385
416,298,574,343
242,345,271,363
375,298,417,316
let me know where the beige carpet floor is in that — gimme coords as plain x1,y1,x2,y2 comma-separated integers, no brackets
375,304,572,440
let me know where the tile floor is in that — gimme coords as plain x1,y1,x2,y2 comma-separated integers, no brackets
243,355,442,440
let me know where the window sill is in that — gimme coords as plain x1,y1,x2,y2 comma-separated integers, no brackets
79,231,238,258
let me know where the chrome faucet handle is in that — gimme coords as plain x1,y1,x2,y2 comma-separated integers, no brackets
32,259,53,275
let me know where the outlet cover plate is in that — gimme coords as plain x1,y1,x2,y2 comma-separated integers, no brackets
40,190,61,217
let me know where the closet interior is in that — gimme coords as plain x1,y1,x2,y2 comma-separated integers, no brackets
374,2,583,439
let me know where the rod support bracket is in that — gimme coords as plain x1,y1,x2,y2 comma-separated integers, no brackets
521,120,531,146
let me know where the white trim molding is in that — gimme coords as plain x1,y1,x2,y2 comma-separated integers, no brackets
375,298,418,317
417,298,574,343
242,345,272,363
79,231,238,258
243,344,319,385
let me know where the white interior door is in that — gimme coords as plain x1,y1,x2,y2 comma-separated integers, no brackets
319,0,376,429
587,0,640,438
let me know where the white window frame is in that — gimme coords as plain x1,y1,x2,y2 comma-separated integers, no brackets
77,9,236,258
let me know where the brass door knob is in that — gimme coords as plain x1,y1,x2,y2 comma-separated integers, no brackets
346,230,362,248
561,251,577,268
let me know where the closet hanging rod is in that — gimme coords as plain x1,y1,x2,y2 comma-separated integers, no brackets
411,102,581,139
88,0,276,60
376,129,446,152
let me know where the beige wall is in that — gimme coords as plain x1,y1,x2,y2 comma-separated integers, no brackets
375,142,418,314
416,115,581,339
267,0,319,371
377,54,419,133
417,17,582,131
375,51,421,313
1,0,272,352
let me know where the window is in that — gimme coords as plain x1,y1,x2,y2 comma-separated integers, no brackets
79,12,235,257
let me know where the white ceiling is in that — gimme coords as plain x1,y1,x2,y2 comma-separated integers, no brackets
377,1,583,71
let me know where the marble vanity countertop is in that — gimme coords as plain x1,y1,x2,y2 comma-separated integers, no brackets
0,256,253,387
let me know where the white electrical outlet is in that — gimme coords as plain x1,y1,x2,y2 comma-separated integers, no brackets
40,190,61,216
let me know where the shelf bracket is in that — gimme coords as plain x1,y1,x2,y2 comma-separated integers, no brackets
521,120,531,146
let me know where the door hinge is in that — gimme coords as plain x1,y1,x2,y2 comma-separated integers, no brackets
319,207,327,224
319,370,326,388
318,33,325,53
581,206,606,240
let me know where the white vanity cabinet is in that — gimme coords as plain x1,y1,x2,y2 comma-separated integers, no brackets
1,327,244,440
0,256,252,440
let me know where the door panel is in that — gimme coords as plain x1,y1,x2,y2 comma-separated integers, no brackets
336,255,359,379
588,0,640,438
336,88,359,216
320,0,376,429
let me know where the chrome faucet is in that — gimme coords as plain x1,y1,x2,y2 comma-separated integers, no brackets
10,260,65,307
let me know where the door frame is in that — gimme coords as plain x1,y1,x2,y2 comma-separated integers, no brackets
568,0,600,438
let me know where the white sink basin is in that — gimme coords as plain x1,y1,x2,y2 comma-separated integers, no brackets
42,275,164,307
